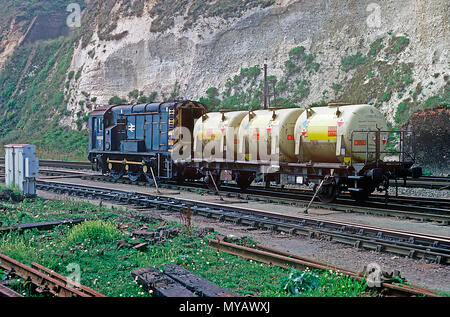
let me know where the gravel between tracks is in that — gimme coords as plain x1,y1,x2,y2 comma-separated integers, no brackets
34,177,450,293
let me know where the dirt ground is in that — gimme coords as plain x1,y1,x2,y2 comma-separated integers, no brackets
34,177,450,293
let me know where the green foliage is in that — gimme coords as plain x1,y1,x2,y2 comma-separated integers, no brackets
199,87,221,111
331,82,342,96
292,79,310,102
368,38,384,57
137,92,158,104
341,52,369,72
380,91,391,102
423,90,450,109
75,68,82,81
109,96,124,105
394,100,413,124
390,36,410,54
0,36,89,160
280,269,320,295
288,46,306,60
65,220,118,245
128,89,141,99
67,70,75,81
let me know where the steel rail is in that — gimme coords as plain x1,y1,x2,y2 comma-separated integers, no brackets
1,157,448,189
35,180,450,264
31,262,106,297
0,253,90,297
0,283,23,297
77,174,450,224
207,239,442,297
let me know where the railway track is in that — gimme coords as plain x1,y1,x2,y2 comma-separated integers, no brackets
1,160,449,224
0,158,91,171
80,174,450,225
0,253,105,297
35,179,450,265
1,158,448,189
208,239,443,297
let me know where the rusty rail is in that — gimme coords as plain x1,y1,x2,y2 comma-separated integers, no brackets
207,239,442,297
0,253,105,297
31,262,106,297
0,283,23,297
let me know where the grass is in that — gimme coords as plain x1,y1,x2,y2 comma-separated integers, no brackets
65,220,119,245
0,197,372,297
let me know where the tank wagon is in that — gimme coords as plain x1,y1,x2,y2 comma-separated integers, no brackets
89,102,421,202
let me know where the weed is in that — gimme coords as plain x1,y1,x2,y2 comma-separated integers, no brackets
65,220,118,245
341,52,369,72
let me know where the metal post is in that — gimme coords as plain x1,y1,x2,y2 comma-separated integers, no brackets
263,62,268,110
375,129,380,167
208,171,224,201
150,166,161,194
303,178,326,214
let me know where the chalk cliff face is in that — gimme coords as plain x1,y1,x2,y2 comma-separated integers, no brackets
0,0,448,162
65,0,449,128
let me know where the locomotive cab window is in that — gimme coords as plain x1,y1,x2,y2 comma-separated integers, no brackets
96,118,104,133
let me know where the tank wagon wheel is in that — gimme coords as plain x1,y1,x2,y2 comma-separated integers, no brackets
314,176,338,203
317,184,338,203
235,172,255,190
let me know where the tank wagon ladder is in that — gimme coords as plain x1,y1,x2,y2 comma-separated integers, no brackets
348,129,419,201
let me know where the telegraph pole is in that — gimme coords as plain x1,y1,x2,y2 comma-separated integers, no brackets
263,60,268,110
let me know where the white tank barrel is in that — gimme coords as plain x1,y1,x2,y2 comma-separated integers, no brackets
294,104,388,163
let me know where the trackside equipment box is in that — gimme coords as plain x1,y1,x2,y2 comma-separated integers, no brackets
4,144,39,196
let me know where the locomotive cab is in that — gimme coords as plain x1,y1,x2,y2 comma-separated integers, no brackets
88,101,207,181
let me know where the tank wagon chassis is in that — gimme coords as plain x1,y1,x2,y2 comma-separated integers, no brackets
191,133,418,204
88,102,421,203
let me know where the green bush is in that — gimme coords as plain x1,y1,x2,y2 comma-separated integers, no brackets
341,52,368,72
368,38,384,57
109,96,124,105
280,269,320,295
65,220,118,245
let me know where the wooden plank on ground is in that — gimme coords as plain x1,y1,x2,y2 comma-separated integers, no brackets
131,266,198,297
0,218,87,233
163,264,237,297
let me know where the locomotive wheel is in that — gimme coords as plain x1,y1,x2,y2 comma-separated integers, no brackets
110,167,124,180
127,170,143,182
317,184,337,203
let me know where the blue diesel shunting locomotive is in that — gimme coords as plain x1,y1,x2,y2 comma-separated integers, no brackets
88,100,207,182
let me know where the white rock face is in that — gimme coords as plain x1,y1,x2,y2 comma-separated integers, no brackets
65,0,449,128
